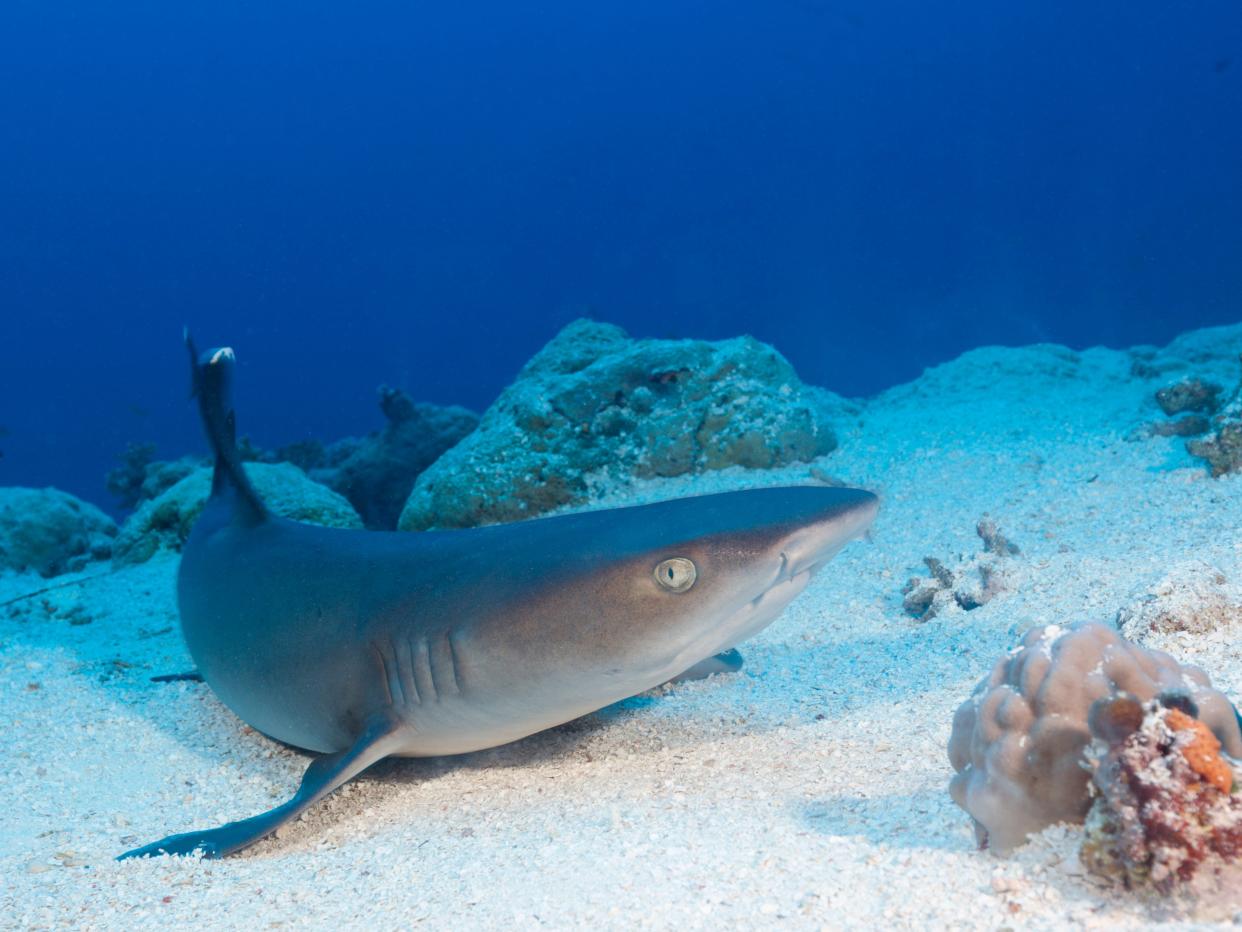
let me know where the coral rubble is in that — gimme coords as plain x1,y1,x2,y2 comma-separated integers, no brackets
947,621,1242,852
1116,562,1242,640
398,319,848,531
1081,694,1242,893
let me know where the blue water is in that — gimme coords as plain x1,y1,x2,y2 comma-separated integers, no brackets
2,0,1241,505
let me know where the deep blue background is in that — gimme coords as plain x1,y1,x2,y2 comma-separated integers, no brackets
3,1,1241,507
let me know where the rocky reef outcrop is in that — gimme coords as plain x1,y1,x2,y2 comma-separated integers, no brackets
1127,326,1242,474
1186,356,1242,477
1155,378,1223,417
109,389,475,531
113,462,362,565
295,388,477,529
1123,325,1237,448
398,319,847,531
106,444,201,511
0,487,117,577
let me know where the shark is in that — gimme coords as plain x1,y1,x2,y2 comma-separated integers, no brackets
119,338,879,859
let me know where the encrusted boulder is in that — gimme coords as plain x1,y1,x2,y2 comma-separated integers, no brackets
1155,378,1222,417
113,462,362,565
399,319,845,530
1082,695,1242,893
0,487,117,577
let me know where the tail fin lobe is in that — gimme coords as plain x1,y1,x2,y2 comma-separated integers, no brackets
186,332,267,526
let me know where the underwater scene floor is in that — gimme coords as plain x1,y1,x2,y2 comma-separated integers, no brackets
3,323,1242,929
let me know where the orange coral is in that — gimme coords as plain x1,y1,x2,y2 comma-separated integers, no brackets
1166,707,1234,794
1082,697,1242,892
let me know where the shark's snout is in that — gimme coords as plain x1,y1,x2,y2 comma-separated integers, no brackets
675,486,879,664
778,489,879,579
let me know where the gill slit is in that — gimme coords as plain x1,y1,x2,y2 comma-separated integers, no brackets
375,631,465,709
429,628,462,698
372,644,394,706
398,634,420,706
374,640,408,708
445,629,463,695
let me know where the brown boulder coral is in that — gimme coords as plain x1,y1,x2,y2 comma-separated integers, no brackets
947,621,1242,852
1081,694,1242,892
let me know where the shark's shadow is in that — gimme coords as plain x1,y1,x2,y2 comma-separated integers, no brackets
796,790,967,851
193,621,986,857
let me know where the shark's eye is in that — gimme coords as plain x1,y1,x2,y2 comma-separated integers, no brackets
654,557,697,593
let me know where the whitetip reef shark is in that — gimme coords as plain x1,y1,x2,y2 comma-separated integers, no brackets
119,338,879,859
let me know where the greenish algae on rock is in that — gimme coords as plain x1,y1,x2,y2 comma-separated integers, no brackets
399,319,850,531
113,462,362,565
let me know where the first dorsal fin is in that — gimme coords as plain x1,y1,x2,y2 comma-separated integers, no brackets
185,331,267,526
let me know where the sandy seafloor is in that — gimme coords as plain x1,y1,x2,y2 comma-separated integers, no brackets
4,324,1242,930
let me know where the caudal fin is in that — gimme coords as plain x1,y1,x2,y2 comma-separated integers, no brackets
185,331,266,526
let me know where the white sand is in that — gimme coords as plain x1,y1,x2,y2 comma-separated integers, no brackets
3,324,1242,930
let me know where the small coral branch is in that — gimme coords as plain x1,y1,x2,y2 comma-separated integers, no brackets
902,516,1018,620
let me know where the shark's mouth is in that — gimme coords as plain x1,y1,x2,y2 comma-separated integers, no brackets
705,531,860,655
665,558,817,675
734,561,815,638
662,505,876,680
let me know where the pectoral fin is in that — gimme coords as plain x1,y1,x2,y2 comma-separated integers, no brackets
665,648,744,685
150,671,203,683
118,714,408,859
